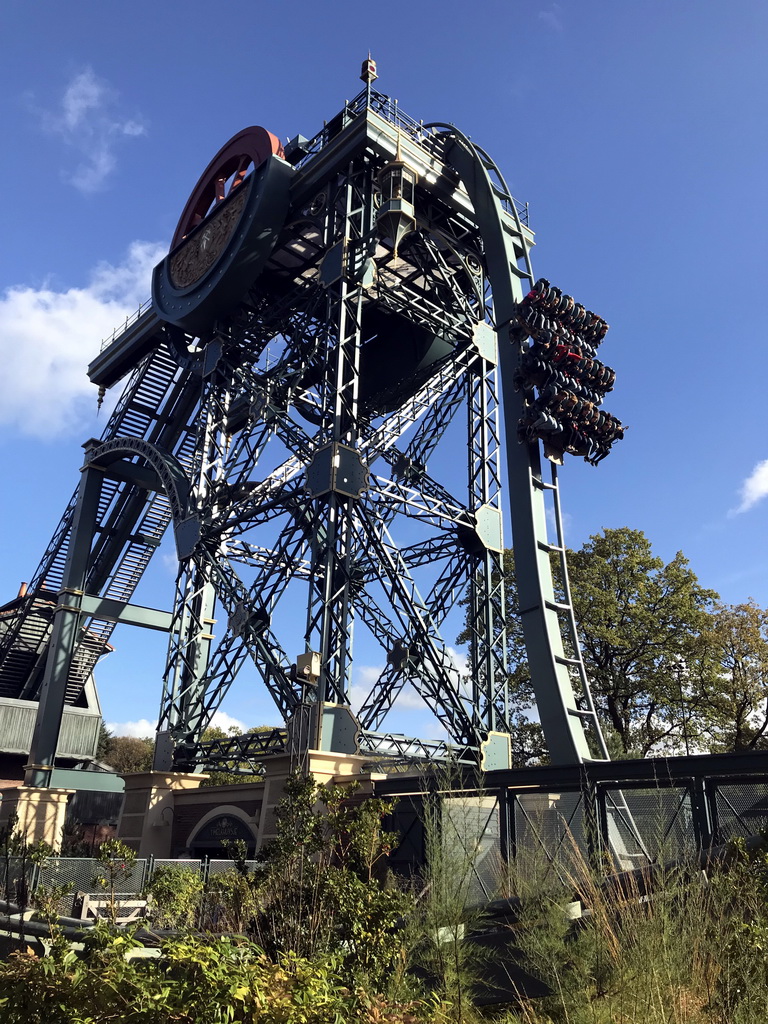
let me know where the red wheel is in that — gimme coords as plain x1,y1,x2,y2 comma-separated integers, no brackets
171,126,284,249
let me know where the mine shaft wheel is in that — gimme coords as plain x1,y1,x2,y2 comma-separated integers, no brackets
171,126,285,248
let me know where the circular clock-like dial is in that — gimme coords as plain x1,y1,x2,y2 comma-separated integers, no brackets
170,126,284,250
152,124,293,339
169,184,249,288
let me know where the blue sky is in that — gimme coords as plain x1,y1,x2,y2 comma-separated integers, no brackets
0,1,766,739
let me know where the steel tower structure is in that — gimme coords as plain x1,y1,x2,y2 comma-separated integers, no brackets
2,63,619,784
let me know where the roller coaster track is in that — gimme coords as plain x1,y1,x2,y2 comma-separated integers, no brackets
1,79,614,776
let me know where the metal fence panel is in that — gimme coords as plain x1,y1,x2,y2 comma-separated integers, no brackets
714,781,768,841
604,786,696,866
441,794,502,904
512,791,589,888
36,856,148,917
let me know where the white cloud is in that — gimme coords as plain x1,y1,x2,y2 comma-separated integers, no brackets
33,67,147,193
350,664,385,712
447,646,469,675
356,665,383,689
0,240,164,438
394,686,428,710
210,710,247,734
732,459,768,515
350,662,452,715
105,717,155,738
106,709,247,739
162,552,180,577
545,503,573,538
538,3,564,31
424,720,451,743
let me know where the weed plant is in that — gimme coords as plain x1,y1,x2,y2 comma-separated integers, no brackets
144,864,204,929
406,785,498,1022
499,834,768,1024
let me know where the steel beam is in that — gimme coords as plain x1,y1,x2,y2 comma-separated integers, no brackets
75,594,173,631
444,130,596,764
26,463,104,787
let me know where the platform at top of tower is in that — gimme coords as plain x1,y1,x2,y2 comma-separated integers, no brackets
89,85,534,393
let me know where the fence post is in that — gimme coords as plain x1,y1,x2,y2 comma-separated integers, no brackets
689,777,712,851
582,773,603,875
508,791,517,866
144,854,155,889
498,787,511,865
595,782,610,874
705,778,721,847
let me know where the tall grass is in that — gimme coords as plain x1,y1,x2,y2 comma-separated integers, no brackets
498,834,768,1024
408,790,494,1022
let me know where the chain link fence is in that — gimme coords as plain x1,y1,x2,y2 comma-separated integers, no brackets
36,857,149,917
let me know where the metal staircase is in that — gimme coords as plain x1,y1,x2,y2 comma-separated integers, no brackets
0,336,200,704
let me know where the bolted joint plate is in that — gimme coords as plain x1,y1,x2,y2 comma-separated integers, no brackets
480,731,512,770
456,503,503,555
319,238,347,287
174,516,202,560
387,640,418,671
229,601,270,638
306,443,370,499
472,320,498,365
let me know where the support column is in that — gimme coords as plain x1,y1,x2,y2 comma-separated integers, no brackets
117,771,207,857
0,786,74,849
26,451,104,788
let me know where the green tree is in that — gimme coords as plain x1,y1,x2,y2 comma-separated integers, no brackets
568,527,719,756
697,601,768,752
249,772,411,991
103,735,154,773
462,528,720,760
96,721,112,760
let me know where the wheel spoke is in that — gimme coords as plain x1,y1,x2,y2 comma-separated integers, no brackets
231,155,252,192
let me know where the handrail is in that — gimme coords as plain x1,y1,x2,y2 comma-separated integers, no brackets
100,298,154,352
290,87,531,226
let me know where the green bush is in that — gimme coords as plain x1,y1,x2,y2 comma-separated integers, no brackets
247,772,413,992
200,868,260,933
144,865,204,929
0,928,431,1024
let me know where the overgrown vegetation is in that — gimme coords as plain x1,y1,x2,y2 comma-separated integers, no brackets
0,927,429,1024
1,783,768,1022
499,835,768,1023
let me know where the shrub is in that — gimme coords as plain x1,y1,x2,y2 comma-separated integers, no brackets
0,928,432,1024
92,838,137,926
200,868,259,933
248,772,413,991
144,865,204,929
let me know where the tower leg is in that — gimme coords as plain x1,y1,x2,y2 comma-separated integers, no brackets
26,458,103,787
